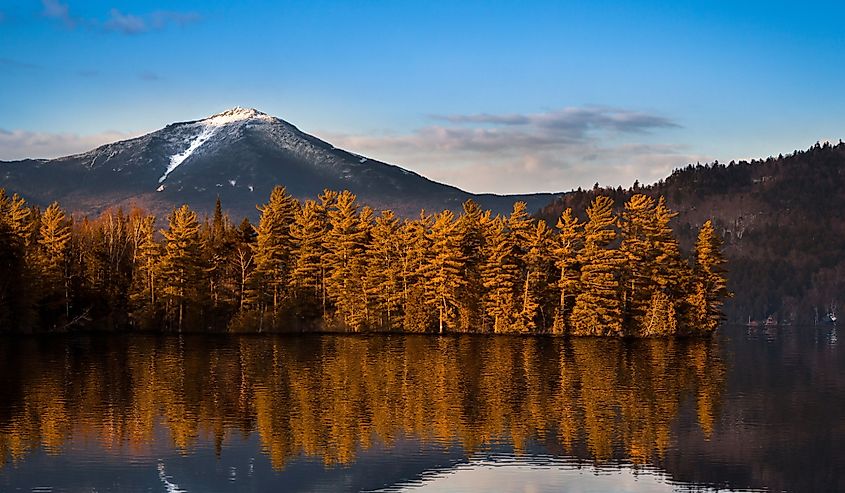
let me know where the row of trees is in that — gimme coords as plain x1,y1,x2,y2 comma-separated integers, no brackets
0,187,728,335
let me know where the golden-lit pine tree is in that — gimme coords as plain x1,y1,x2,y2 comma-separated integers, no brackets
552,208,582,334
36,202,72,325
454,200,490,332
420,210,464,333
518,220,553,333
399,212,433,332
289,199,328,319
688,220,729,334
571,196,626,336
3,192,32,243
367,210,403,330
323,190,368,330
507,202,541,332
204,197,236,312
652,197,685,293
128,214,160,327
620,194,658,331
0,191,35,330
249,186,299,328
481,216,518,333
356,206,375,328
159,205,203,332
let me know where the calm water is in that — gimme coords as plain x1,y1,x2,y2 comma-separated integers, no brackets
0,326,841,492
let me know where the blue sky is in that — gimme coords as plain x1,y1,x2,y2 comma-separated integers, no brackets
1,0,843,193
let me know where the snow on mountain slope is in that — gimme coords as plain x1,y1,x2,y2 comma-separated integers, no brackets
0,107,562,219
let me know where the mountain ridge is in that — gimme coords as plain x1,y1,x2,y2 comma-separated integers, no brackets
0,107,562,219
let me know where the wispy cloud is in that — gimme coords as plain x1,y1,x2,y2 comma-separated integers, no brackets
104,9,199,34
0,129,141,161
40,1,200,34
0,58,39,71
41,0,75,28
138,71,161,81
321,107,704,194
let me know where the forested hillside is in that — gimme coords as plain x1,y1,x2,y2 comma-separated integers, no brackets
539,141,845,323
0,187,726,336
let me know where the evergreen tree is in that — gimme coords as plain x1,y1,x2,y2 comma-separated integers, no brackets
518,220,553,332
454,200,490,332
552,208,582,334
129,214,160,328
571,196,626,336
36,202,72,327
400,212,434,332
204,197,237,316
249,186,299,329
289,199,328,320
159,205,203,332
688,220,729,333
420,210,463,333
0,191,29,330
323,190,367,330
620,195,688,335
481,217,519,333
367,210,403,330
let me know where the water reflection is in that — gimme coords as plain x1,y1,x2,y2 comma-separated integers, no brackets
0,335,724,481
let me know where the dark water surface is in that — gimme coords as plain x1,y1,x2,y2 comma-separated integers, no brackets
0,325,841,492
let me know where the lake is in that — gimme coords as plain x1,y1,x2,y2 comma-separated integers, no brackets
0,325,841,492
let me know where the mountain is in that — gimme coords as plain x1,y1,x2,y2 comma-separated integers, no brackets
537,140,845,324
0,107,560,219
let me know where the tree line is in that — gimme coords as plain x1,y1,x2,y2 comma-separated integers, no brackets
0,186,728,335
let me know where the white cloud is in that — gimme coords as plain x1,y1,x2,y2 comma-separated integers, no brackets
0,129,141,161
320,107,705,194
41,0,74,27
104,9,200,34
40,1,200,34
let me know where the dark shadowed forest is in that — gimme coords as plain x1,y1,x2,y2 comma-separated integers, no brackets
540,141,845,324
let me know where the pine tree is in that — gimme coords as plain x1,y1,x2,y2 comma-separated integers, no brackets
159,205,203,332
367,210,403,330
289,199,328,320
36,202,72,327
400,212,434,332
323,190,367,330
518,220,553,332
571,196,626,336
620,194,657,329
620,195,687,335
454,200,489,332
688,220,729,334
552,208,582,334
0,191,28,330
249,186,299,329
420,210,463,333
205,197,235,313
481,217,519,333
129,214,160,327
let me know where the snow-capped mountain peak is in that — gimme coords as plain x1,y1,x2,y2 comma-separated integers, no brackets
203,107,274,126
0,107,561,220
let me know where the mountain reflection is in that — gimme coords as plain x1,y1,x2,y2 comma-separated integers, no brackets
0,335,724,472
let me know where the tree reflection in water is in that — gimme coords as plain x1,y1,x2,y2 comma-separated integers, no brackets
0,334,724,473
